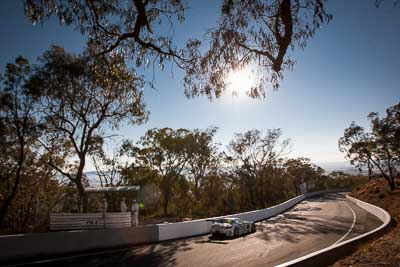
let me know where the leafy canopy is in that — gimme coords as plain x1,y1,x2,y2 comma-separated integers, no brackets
25,0,331,99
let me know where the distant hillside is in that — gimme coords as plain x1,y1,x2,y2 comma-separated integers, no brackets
84,162,362,187
315,161,362,174
84,171,101,186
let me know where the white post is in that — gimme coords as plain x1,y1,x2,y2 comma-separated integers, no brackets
131,200,139,226
299,182,308,194
120,197,127,212
102,198,108,228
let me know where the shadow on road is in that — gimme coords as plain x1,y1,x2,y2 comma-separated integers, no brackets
37,193,371,267
254,194,353,244
43,239,196,267
306,193,346,202
207,234,246,241
196,238,229,245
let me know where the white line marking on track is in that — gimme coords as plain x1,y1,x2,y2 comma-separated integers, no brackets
332,200,356,246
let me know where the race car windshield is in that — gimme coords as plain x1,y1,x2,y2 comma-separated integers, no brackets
216,218,237,224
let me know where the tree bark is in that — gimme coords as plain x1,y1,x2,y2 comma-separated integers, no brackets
75,153,88,212
75,179,88,212
161,174,173,217
163,193,169,217
194,178,200,201
367,160,372,181
387,177,396,191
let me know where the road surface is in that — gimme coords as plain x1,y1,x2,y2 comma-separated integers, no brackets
15,193,381,267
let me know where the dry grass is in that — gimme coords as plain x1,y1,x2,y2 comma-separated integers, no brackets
332,179,400,267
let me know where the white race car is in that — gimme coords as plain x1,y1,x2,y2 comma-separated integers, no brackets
209,217,256,237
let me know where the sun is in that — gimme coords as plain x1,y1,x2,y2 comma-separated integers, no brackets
226,66,255,97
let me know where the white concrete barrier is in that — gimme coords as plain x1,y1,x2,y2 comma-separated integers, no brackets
227,195,306,222
346,195,390,224
157,190,347,241
0,188,352,263
158,219,212,241
157,195,309,241
0,224,159,263
276,194,391,267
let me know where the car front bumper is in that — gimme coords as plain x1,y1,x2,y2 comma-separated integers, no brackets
210,228,234,236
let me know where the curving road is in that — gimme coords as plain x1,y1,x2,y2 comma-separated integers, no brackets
16,193,381,267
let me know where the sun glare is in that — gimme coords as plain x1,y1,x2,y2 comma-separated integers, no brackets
226,67,255,97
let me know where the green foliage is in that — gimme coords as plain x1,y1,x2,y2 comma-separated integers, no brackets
134,128,192,216
312,171,368,192
185,0,332,98
1,115,366,233
24,0,200,88
339,102,400,190
0,56,69,233
185,127,219,202
284,157,322,194
24,0,330,99
111,127,353,220
4,170,64,234
27,46,148,211
225,129,291,209
112,127,335,219
0,56,43,227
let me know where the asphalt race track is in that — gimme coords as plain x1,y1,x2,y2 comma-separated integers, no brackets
15,193,381,267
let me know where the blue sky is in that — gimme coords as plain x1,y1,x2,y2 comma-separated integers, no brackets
1,0,399,170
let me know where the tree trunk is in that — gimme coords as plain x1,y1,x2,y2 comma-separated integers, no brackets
194,178,200,201
0,197,13,227
76,154,88,212
293,180,298,195
82,193,88,212
161,175,172,217
388,177,396,191
367,160,372,181
75,180,88,212
379,172,396,191
370,158,396,191
163,193,169,217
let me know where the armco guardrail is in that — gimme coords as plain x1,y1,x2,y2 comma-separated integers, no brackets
276,194,391,267
0,188,349,263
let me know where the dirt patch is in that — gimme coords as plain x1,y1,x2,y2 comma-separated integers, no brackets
332,179,400,267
